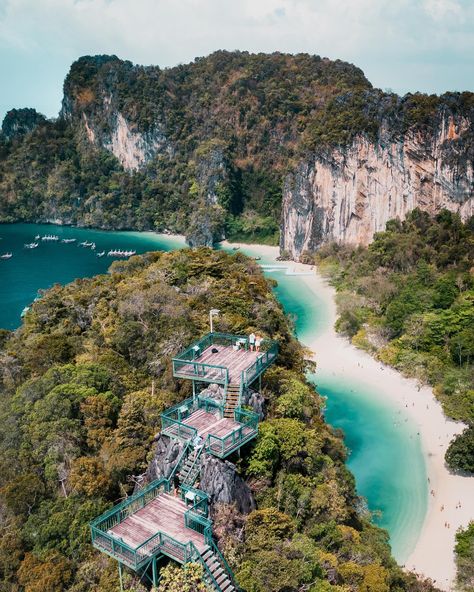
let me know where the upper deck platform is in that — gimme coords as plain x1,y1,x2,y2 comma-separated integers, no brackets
172,332,278,386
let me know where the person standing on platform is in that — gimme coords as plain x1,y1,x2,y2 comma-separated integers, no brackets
249,332,256,351
255,334,262,352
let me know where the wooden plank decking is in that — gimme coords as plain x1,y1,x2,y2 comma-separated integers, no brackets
108,493,205,554
184,409,253,440
183,345,259,383
163,408,255,453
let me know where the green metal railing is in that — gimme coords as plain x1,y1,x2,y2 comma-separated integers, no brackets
180,484,209,515
161,415,197,442
173,359,228,383
207,425,251,457
208,538,241,591
168,441,192,483
187,543,222,591
197,394,224,415
234,407,259,430
178,445,205,486
90,477,170,569
205,407,259,457
172,332,254,384
175,333,249,362
242,338,278,386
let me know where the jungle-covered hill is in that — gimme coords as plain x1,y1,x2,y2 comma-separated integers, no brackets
0,248,439,592
0,52,473,245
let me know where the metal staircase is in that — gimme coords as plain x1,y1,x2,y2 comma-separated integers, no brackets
177,445,204,486
224,383,242,419
199,543,238,592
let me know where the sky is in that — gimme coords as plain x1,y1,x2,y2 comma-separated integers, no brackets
0,0,473,122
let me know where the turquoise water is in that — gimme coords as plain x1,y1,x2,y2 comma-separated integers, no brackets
0,227,427,561
0,223,185,329
222,244,427,562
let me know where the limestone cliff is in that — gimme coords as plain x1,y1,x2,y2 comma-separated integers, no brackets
281,115,474,258
1,108,46,141
2,52,474,252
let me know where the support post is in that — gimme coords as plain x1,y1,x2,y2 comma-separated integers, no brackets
259,374,262,393
118,561,124,592
193,380,196,401
152,556,158,588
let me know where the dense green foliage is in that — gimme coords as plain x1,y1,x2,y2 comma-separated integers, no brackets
0,248,439,592
454,521,474,591
312,210,474,476
1,52,473,245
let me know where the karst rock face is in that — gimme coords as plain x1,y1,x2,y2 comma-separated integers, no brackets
3,53,474,254
281,115,474,259
199,453,256,515
1,108,46,141
144,434,256,514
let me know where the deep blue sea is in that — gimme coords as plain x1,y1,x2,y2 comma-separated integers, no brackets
0,223,185,330
0,223,426,562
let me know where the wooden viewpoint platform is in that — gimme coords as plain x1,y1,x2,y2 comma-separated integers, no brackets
186,345,260,383
184,409,254,446
108,493,205,557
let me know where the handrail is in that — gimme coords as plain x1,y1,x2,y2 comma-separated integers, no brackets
181,484,209,516
197,395,224,416
184,510,212,536
208,538,240,591
172,359,229,384
91,525,140,568
187,542,221,591
179,445,205,486
91,477,170,530
242,339,278,386
161,415,198,442
168,441,192,483
161,397,196,419
234,407,259,430
173,332,249,362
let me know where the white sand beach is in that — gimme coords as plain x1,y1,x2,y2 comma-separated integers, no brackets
225,241,474,591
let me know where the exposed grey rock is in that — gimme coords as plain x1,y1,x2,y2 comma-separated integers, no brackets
2,108,46,141
186,204,225,247
281,114,474,258
200,383,225,402
241,387,265,419
199,453,255,515
145,434,184,481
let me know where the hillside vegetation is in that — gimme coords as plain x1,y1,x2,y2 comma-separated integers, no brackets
1,52,473,244
312,209,474,471
0,249,439,592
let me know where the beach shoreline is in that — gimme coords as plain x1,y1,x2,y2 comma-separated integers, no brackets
224,240,473,592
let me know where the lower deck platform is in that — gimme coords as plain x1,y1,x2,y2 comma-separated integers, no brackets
108,493,206,557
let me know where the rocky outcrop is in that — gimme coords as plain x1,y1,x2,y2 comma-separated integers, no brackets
78,104,170,171
199,453,255,514
145,434,183,482
1,108,46,141
144,431,256,515
241,387,265,419
281,115,474,258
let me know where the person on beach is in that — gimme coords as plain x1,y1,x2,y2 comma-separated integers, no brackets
255,334,262,352
249,332,256,351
